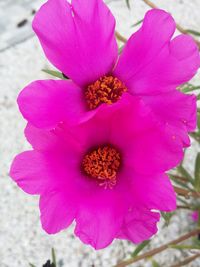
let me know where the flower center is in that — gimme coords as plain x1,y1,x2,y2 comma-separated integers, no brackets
85,76,127,110
82,145,121,189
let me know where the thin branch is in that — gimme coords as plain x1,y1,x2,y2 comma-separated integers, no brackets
174,186,200,199
170,175,188,183
0,33,34,53
115,31,127,43
114,229,200,267
171,253,200,267
177,205,193,210
142,0,200,48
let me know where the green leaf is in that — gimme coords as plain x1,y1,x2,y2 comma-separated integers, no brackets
198,211,200,227
118,45,124,54
177,165,194,185
42,69,66,80
161,212,174,226
190,132,200,143
169,174,191,190
29,264,36,267
177,196,190,206
125,0,130,9
151,259,161,267
181,83,200,93
131,240,150,257
186,29,200,37
132,19,143,27
198,113,200,130
194,153,200,192
177,198,200,211
51,248,56,267
197,93,200,101
169,244,200,250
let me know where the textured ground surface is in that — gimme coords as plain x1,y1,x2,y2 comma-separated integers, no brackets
0,0,200,266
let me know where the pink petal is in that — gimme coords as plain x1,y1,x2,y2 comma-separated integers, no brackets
114,10,200,94
18,80,91,130
57,95,131,151
33,0,118,87
74,208,118,249
10,137,81,235
118,208,160,243
40,191,77,234
25,123,64,152
191,211,199,222
127,124,184,174
109,95,157,149
24,124,85,171
108,96,184,174
142,90,197,146
74,189,126,249
130,172,176,211
10,147,82,197
10,151,52,194
114,9,175,91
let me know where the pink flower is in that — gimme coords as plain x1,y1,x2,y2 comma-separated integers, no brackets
18,0,199,149
10,98,177,249
191,211,199,222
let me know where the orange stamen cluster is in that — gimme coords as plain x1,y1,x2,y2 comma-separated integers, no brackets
82,145,121,189
85,76,127,110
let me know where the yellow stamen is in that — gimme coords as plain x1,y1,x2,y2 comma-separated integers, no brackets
85,76,127,110
82,145,121,189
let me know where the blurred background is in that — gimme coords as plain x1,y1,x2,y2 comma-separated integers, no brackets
0,0,200,266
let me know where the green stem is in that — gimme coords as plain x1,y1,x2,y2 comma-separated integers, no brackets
114,229,200,267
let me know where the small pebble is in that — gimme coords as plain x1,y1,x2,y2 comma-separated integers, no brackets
31,9,36,15
17,19,28,28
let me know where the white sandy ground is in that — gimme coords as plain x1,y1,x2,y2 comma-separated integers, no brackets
0,0,200,266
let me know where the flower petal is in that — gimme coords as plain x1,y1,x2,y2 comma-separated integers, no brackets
74,208,118,249
114,9,175,90
142,90,197,146
40,190,77,234
10,146,79,235
10,151,52,194
33,0,118,87
131,172,176,211
114,10,200,94
74,189,125,249
127,124,184,174
18,80,91,129
191,211,199,222
117,208,160,243
24,124,85,172
108,96,184,174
